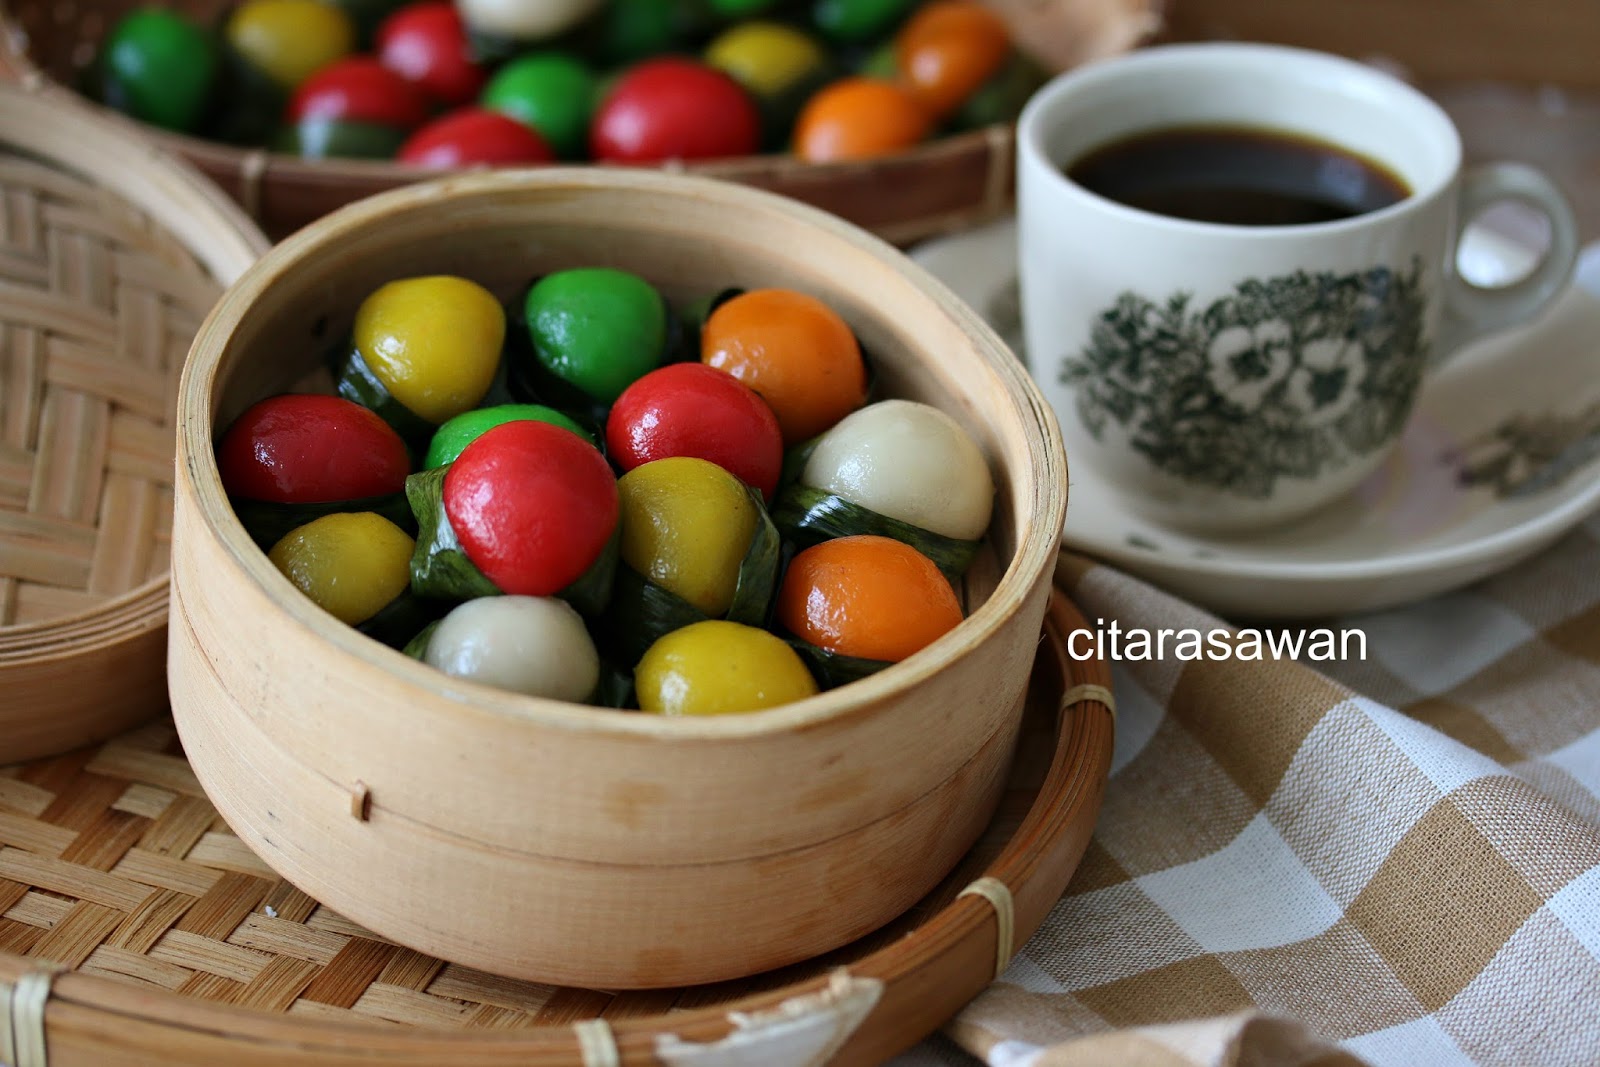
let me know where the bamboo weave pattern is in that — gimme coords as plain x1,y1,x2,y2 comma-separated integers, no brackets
0,152,219,627
0,701,1060,1032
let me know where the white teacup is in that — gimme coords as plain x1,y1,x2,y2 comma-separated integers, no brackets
1017,43,1580,532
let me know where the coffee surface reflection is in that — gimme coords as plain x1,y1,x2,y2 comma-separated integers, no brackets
1065,125,1411,226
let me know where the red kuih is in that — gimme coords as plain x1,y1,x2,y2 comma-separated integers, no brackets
399,107,557,167
443,420,620,596
607,363,784,499
377,1,487,106
216,394,410,504
591,58,760,164
287,56,430,128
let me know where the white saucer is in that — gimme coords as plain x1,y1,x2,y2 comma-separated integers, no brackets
913,219,1600,619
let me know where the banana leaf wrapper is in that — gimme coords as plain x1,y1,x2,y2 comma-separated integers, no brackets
771,485,980,583
333,345,437,447
785,637,892,690
357,591,442,650
603,482,781,665
402,620,440,661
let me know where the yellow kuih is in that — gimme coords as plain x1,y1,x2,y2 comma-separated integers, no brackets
636,620,819,716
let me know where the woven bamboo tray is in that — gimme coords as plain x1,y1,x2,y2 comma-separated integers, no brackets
0,0,1159,241
0,81,266,765
0,584,1110,1067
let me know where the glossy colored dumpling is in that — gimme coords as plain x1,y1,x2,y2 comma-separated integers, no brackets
268,512,414,625
424,596,599,701
606,363,783,499
217,394,410,504
99,9,218,132
354,275,505,424
700,288,867,445
636,620,818,715
425,403,592,469
226,0,356,91
777,534,962,661
376,1,486,105
801,399,993,540
444,420,619,596
457,0,604,41
524,268,667,404
618,457,758,617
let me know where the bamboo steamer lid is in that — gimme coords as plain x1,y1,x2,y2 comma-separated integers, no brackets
0,80,267,762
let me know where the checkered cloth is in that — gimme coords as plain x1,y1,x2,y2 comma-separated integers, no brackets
901,516,1600,1067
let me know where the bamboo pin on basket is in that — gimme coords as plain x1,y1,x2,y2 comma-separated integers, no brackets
0,79,267,763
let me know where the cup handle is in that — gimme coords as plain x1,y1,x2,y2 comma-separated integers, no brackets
1438,162,1580,359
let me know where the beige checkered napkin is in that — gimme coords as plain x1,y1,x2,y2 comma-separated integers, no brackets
941,523,1600,1067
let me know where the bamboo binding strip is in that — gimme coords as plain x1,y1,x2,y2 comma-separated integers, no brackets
957,878,1016,979
0,586,1112,1066
0,966,59,1067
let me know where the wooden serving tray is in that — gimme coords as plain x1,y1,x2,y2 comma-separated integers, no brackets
0,586,1111,1067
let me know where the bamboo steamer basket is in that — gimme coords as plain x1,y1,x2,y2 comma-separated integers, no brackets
169,167,1068,989
0,0,1161,241
0,81,267,764
0,589,1110,1066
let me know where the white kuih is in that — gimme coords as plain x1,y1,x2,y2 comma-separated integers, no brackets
457,0,604,41
802,399,995,541
425,596,599,701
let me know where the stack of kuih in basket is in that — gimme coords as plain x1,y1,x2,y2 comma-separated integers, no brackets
0,0,1158,239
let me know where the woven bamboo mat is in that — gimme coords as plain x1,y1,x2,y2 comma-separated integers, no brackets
0,647,1073,1035
0,150,220,629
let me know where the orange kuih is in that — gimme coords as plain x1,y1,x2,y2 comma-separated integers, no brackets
895,0,1010,119
792,77,931,163
701,287,868,444
778,535,963,663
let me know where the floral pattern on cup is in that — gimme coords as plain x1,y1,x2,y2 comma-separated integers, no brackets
1060,259,1429,499
1449,403,1600,499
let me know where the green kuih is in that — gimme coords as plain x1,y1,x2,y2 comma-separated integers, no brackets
96,9,219,133
481,53,598,159
405,466,620,618
424,404,594,469
523,268,669,405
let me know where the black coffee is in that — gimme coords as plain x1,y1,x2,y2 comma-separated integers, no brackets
1065,125,1410,226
